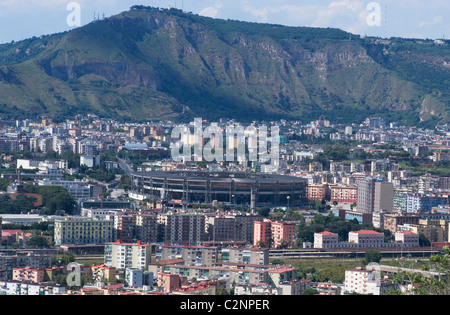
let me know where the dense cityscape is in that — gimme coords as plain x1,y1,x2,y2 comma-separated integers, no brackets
1,114,450,296
0,0,449,303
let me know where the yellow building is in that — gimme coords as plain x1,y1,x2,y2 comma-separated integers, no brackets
54,218,114,246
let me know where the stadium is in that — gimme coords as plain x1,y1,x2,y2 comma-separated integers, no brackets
131,170,308,208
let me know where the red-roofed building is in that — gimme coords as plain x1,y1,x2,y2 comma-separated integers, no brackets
395,231,419,247
173,281,217,295
314,231,339,249
348,230,384,246
267,267,298,289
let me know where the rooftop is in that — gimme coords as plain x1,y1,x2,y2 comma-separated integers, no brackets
351,230,382,235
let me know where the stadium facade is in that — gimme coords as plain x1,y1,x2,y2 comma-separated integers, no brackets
131,170,307,208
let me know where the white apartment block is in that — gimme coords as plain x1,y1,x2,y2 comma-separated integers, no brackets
104,240,152,270
344,268,397,295
221,247,269,265
344,268,373,295
156,244,218,267
81,208,117,219
0,281,66,295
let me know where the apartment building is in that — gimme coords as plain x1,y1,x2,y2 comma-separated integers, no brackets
356,178,394,214
54,218,114,246
405,194,448,213
373,181,394,213
313,229,419,249
271,221,294,248
253,220,273,247
233,213,264,244
125,268,153,288
383,213,420,234
221,247,269,265
344,268,397,295
394,231,420,247
155,244,218,267
158,264,294,286
397,221,445,243
348,230,384,246
12,267,45,283
206,215,236,242
313,231,339,249
38,179,104,200
254,219,294,248
158,212,206,246
135,214,158,244
113,214,136,244
0,281,66,295
91,265,117,282
329,184,358,204
104,240,152,270
307,184,330,201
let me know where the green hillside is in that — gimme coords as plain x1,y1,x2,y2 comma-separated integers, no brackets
0,6,448,126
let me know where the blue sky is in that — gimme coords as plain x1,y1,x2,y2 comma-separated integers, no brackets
0,0,449,43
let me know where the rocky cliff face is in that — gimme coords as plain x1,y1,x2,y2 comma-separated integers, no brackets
0,6,448,125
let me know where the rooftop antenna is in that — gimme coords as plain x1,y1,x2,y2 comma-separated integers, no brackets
384,5,388,39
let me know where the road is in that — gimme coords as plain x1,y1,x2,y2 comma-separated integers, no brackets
118,158,134,176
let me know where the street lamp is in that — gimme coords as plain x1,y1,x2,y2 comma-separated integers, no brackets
287,196,290,210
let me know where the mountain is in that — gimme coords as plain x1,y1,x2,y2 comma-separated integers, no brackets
0,6,449,126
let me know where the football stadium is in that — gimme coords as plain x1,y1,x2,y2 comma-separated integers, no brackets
131,170,308,208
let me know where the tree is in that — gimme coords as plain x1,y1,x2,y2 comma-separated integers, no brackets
27,236,50,248
52,253,75,266
419,234,431,247
362,249,382,266
387,247,450,295
25,185,76,215
302,288,319,295
256,207,271,218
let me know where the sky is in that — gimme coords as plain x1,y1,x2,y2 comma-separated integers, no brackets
0,0,449,44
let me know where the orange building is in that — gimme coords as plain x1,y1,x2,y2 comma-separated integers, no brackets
13,267,45,283
157,273,189,293
307,184,330,201
254,219,294,248
254,220,272,247
271,221,294,248
329,185,358,204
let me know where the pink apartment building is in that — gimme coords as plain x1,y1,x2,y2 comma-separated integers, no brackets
254,219,294,248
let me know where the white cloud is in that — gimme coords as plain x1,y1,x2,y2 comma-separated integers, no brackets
242,2,280,22
199,3,223,18
241,0,369,34
419,16,442,28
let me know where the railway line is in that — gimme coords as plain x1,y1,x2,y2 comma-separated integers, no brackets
269,247,443,259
